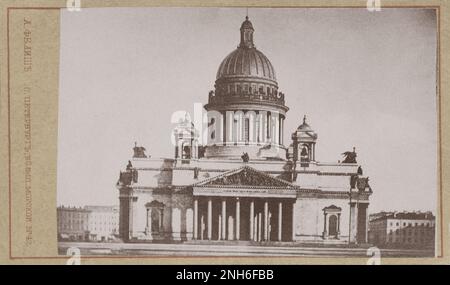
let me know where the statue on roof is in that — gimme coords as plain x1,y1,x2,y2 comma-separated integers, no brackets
357,166,363,175
342,147,357,163
357,177,370,192
126,160,133,170
241,152,249,163
133,142,148,158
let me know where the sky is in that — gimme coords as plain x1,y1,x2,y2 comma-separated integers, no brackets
57,7,438,214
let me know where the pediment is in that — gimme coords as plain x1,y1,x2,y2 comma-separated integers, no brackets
194,166,293,188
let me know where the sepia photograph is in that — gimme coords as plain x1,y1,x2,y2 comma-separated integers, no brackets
54,6,438,258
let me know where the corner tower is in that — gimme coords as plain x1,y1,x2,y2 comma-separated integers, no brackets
204,17,289,160
291,115,318,164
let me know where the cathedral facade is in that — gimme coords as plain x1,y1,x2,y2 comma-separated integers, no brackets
116,17,372,245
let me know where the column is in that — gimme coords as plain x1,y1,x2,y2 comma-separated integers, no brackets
258,212,262,242
278,115,282,145
227,111,234,144
235,198,240,240
218,213,222,240
349,202,358,243
237,113,243,143
365,205,369,243
193,141,198,159
145,208,151,235
179,142,184,159
248,113,254,143
255,111,260,144
159,208,164,231
200,215,204,240
176,140,182,159
264,201,269,241
337,213,341,238
278,202,282,241
193,198,198,240
258,112,264,144
357,203,368,243
128,196,135,239
234,113,239,144
249,200,254,240
222,111,226,145
253,214,258,241
228,214,234,240
322,213,328,239
221,199,227,240
273,115,279,145
207,198,212,240
171,208,181,240
312,144,315,161
291,202,296,241
268,212,272,241
262,112,267,143
280,117,284,145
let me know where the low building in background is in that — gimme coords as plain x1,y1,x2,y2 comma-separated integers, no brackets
368,211,435,249
85,205,120,241
57,205,119,241
57,206,90,241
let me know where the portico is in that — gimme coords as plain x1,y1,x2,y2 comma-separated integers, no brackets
192,196,295,242
191,166,297,242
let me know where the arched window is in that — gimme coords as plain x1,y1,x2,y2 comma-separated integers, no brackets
322,205,341,240
145,201,165,236
301,146,308,156
300,145,309,162
328,215,338,236
151,209,161,232
183,145,191,159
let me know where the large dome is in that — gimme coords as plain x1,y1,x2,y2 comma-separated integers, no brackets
206,16,287,114
215,16,277,83
216,48,277,82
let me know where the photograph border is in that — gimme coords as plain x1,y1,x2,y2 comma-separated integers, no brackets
1,0,446,264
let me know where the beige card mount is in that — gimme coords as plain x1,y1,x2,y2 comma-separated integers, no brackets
0,0,448,265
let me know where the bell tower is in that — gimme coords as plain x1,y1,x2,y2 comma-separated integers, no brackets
292,115,318,165
173,114,199,160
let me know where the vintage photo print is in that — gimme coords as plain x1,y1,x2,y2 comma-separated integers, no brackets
56,7,438,258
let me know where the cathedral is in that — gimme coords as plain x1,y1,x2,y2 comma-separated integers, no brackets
116,17,372,245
